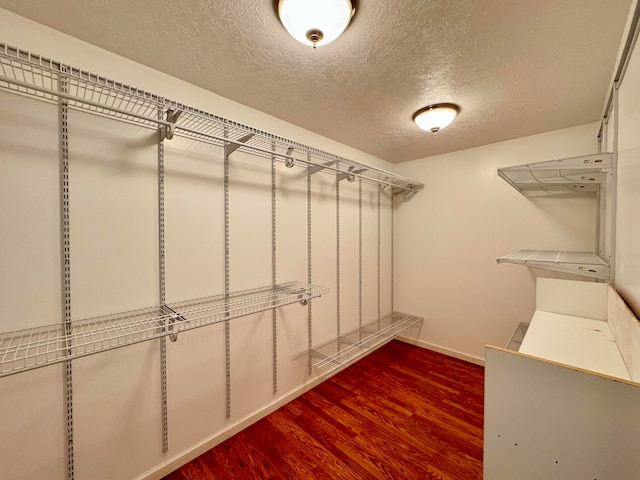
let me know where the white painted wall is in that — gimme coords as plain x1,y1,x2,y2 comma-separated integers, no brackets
615,26,640,317
0,9,392,480
1,4,637,480
395,124,600,362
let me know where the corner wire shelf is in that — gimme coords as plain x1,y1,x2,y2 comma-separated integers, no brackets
0,43,424,195
497,250,610,280
497,152,613,196
0,281,328,378
309,312,423,374
497,152,612,280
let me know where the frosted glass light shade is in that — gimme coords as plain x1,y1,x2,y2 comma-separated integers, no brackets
413,104,460,134
278,0,354,47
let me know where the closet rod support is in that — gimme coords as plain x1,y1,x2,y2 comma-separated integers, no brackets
159,109,182,141
285,147,295,168
337,166,366,182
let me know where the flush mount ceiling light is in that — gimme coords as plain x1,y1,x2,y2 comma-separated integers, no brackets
278,0,356,48
413,104,460,134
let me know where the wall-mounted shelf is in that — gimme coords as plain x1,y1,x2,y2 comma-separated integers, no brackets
497,152,613,196
497,250,610,280
0,281,328,378
0,43,424,195
309,312,423,374
506,322,529,351
497,151,613,280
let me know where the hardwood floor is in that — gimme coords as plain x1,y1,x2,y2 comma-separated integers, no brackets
163,340,484,480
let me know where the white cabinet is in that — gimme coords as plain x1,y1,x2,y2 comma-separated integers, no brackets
484,278,640,479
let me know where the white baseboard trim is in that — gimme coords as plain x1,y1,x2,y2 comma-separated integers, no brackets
134,374,329,480
397,336,485,366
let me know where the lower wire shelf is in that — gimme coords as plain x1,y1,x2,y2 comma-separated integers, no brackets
506,322,529,351
309,312,423,374
0,281,328,378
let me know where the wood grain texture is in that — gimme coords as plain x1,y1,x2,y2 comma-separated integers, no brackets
164,340,484,479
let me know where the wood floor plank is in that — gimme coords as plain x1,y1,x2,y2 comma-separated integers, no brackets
164,340,484,479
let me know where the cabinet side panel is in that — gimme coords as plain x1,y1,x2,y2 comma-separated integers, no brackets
615,17,640,317
608,287,640,382
484,347,640,480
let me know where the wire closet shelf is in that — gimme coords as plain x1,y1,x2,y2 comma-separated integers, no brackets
0,43,424,194
497,152,613,196
0,281,328,378
310,312,423,374
496,152,612,280
496,250,610,280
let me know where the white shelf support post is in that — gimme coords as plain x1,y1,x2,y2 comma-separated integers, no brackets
336,161,341,341
359,180,363,329
377,185,381,328
157,106,169,452
271,140,278,395
307,152,313,375
609,82,620,284
223,123,231,419
58,65,75,480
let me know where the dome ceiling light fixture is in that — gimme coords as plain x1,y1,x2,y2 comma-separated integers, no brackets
413,103,460,135
277,0,357,49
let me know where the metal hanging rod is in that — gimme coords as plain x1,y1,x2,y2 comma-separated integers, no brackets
0,43,424,194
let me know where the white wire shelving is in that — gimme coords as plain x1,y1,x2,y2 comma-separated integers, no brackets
0,281,328,378
497,152,612,280
506,322,529,351
497,250,610,279
0,43,424,195
309,312,423,374
497,152,613,196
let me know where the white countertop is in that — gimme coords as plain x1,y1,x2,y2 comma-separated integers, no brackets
519,310,631,380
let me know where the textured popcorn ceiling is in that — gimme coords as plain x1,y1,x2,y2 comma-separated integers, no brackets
0,0,632,162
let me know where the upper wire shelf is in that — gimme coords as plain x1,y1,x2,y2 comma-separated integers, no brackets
497,250,610,280
309,312,423,374
0,43,424,194
0,281,328,378
497,152,613,196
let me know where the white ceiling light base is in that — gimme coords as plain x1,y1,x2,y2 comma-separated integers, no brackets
278,0,356,48
413,104,460,134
